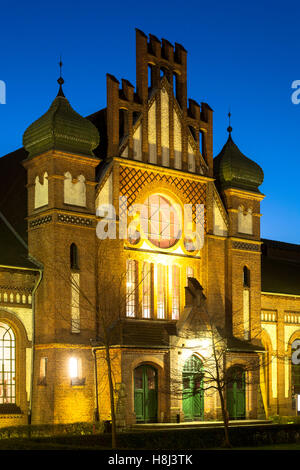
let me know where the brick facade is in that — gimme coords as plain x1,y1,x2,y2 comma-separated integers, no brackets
0,30,298,427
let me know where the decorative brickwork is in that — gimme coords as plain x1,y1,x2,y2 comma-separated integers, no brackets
232,241,261,252
119,165,206,226
29,215,52,228
57,213,94,227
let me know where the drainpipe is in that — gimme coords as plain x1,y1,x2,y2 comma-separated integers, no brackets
28,266,43,425
92,346,100,422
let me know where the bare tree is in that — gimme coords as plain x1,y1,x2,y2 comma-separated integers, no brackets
43,237,145,449
165,278,271,448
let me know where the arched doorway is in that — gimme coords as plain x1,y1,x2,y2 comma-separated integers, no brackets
226,366,246,419
182,355,204,421
134,365,158,423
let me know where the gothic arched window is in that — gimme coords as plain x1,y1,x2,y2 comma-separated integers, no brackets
0,323,16,404
70,243,79,270
243,266,250,288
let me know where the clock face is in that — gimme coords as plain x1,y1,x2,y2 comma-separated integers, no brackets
139,194,181,249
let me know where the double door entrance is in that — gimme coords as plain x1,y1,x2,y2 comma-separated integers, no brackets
182,356,204,421
226,366,246,419
134,365,158,423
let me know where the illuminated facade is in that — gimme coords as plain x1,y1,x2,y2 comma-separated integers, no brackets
0,30,299,427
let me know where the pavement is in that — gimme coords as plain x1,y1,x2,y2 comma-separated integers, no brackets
131,419,273,430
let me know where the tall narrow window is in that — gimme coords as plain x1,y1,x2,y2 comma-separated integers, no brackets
172,265,180,320
126,260,137,318
243,267,250,340
70,243,79,270
69,357,85,386
243,266,250,287
39,357,47,385
0,323,15,404
71,272,80,333
142,262,152,319
157,264,167,319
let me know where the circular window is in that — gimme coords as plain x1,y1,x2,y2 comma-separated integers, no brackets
140,195,181,249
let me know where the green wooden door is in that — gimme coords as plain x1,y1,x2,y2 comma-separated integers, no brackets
226,366,246,419
182,356,204,421
134,365,158,423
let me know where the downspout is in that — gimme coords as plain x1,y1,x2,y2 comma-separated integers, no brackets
91,346,100,422
28,266,43,425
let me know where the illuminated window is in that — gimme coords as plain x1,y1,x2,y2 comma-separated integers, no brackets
39,357,47,385
0,323,15,404
172,265,180,320
141,195,181,248
69,357,84,386
142,262,152,319
126,259,137,317
71,273,80,333
157,264,167,319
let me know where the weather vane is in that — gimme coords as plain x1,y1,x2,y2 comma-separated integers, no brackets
57,56,65,96
227,110,232,134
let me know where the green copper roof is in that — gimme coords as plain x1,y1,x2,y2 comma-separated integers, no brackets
213,134,264,193
23,92,100,159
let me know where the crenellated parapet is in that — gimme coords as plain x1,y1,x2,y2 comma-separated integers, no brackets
106,29,213,175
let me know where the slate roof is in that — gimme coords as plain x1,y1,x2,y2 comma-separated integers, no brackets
0,215,37,269
0,148,39,269
0,147,28,241
100,319,177,348
261,238,300,296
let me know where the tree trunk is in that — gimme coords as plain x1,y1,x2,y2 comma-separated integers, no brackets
105,344,117,449
218,388,231,448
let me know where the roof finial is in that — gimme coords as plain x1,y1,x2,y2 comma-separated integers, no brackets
57,56,65,97
227,110,232,135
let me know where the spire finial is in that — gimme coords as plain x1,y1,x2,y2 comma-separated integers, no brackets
57,57,65,97
227,110,232,135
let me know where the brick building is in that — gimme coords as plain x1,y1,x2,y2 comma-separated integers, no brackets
0,29,299,427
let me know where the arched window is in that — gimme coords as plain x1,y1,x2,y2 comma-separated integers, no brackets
70,243,79,270
243,267,251,340
0,323,16,404
141,194,181,249
243,266,250,288
126,259,137,318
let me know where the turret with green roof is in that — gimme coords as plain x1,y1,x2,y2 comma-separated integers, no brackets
23,76,99,159
213,123,264,193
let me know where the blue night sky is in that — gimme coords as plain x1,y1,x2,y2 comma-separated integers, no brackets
0,0,299,244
